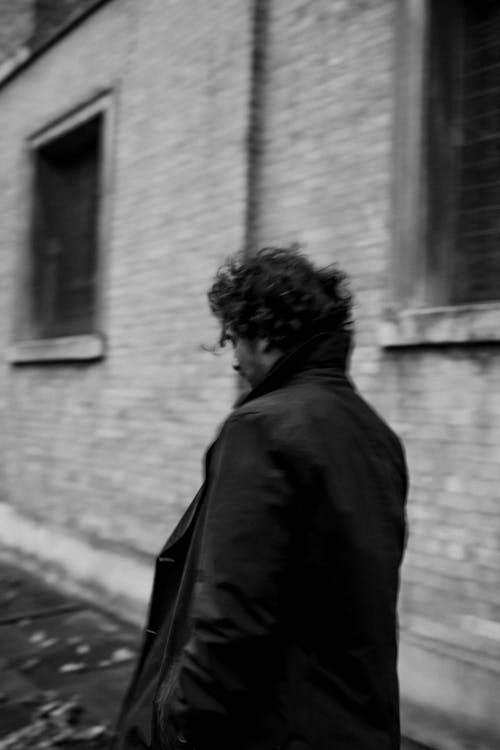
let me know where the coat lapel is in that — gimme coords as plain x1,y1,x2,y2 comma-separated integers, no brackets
158,441,216,556
158,489,203,556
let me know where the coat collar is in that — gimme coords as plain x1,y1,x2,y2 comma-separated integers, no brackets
235,330,352,408
159,332,352,556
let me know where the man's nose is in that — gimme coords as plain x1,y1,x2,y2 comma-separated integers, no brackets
232,358,240,373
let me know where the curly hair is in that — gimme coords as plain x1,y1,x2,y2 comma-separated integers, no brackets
207,245,353,350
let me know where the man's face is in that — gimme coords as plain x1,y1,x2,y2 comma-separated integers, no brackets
230,335,274,389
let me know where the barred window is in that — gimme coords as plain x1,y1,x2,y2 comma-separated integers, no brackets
395,0,500,310
454,0,500,303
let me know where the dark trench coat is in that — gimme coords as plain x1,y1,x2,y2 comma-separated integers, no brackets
113,332,408,750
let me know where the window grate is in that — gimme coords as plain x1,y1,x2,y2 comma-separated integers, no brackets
453,0,500,303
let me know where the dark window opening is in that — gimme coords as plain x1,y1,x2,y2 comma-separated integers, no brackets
31,114,101,338
427,0,500,306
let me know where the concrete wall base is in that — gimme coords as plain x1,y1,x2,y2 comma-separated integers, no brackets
400,633,500,750
0,502,151,627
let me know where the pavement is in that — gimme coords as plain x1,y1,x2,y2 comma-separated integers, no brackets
0,558,429,750
0,559,140,748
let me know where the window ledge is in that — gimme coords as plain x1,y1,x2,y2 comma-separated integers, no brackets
379,302,500,347
7,333,105,364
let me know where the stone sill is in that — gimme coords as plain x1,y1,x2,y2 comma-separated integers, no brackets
379,302,500,347
7,334,105,364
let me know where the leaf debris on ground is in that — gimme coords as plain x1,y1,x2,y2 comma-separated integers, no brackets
0,693,113,749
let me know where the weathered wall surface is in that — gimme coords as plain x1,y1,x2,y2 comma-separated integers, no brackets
0,0,250,569
247,0,500,746
248,0,395,395
33,0,102,45
0,0,34,64
0,0,101,67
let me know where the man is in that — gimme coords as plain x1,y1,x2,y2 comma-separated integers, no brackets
114,246,408,750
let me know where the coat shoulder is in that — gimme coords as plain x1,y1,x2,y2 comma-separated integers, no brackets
229,386,307,431
228,379,406,478
227,382,331,456
230,377,352,429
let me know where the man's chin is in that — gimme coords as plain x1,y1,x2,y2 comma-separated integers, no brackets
239,372,256,390
246,375,264,390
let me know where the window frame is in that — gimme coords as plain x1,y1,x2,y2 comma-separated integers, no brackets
9,90,114,364
382,0,500,347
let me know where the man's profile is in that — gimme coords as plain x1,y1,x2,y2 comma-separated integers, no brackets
114,246,408,750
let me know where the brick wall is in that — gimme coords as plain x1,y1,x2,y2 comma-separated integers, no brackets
0,0,34,64
248,0,396,399
248,0,500,648
0,0,252,558
245,0,500,744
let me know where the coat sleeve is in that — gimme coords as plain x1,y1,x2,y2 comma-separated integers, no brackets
156,412,297,750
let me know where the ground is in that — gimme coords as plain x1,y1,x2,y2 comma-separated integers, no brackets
0,558,429,749
0,560,139,749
